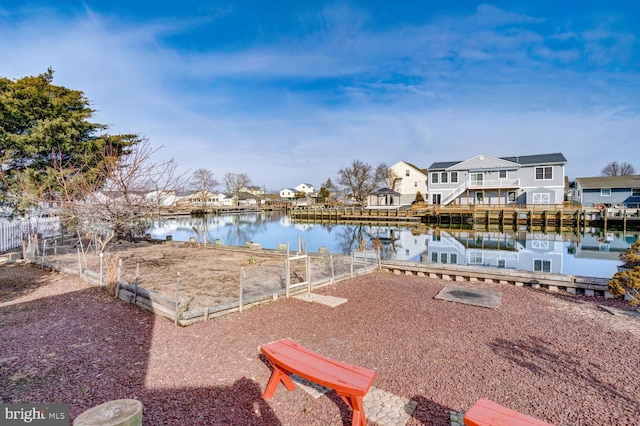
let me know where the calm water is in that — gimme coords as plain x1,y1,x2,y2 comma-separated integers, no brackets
147,212,638,279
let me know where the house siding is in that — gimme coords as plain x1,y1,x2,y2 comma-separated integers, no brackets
582,188,639,207
387,161,428,206
428,154,566,206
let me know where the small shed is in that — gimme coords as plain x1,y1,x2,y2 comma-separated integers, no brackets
367,187,401,208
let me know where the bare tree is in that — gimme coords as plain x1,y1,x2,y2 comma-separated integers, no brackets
386,169,401,191
337,160,388,205
11,139,186,253
601,161,636,176
223,173,251,205
190,168,218,208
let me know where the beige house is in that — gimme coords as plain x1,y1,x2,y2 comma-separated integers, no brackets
386,161,429,206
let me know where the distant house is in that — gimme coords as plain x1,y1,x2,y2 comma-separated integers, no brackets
294,183,315,194
216,193,234,206
237,191,259,206
387,161,429,206
241,185,265,196
280,188,296,201
427,153,567,206
183,190,218,206
574,175,640,208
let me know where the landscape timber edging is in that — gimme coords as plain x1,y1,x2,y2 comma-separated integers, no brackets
380,260,612,296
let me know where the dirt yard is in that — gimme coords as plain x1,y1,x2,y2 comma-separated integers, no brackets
38,241,359,310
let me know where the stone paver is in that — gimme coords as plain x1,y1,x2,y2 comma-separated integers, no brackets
293,292,348,307
363,387,417,426
289,375,417,426
450,410,465,426
434,285,502,309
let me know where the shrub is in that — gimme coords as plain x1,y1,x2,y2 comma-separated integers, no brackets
607,240,640,305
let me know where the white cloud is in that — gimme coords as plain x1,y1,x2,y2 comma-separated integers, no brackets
1,4,639,191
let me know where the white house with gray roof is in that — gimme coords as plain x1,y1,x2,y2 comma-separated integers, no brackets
427,153,567,207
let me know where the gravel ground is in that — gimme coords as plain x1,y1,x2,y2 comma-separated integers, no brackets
1,262,639,425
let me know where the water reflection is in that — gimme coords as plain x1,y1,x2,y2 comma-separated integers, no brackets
147,212,638,279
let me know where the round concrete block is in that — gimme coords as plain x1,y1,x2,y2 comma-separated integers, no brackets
73,399,142,426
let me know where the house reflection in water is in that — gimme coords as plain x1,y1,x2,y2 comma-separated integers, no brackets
568,231,639,262
421,230,565,274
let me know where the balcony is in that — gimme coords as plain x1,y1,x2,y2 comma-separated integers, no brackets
467,178,520,189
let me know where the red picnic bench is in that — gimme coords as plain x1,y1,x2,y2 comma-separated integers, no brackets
464,398,555,426
260,338,376,426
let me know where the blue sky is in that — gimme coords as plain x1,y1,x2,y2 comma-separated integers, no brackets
1,1,639,191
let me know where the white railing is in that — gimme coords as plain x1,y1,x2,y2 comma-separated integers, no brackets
441,182,468,206
0,217,62,253
467,178,520,189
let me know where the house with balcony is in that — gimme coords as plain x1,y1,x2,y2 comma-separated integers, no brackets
427,153,567,207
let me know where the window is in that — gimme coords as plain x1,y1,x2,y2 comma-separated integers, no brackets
431,252,438,262
601,188,611,196
470,173,483,186
534,259,551,273
469,252,483,264
498,259,506,268
440,253,448,263
405,169,410,177
431,172,439,184
507,191,516,202
632,189,640,196
451,172,458,183
499,170,507,179
441,172,448,183
450,253,458,264
535,166,553,180
476,192,484,203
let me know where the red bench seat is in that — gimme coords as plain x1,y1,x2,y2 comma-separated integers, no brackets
464,398,555,426
260,338,376,426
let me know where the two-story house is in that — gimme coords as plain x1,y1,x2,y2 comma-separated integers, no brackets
294,183,315,194
279,188,296,200
386,161,429,206
427,153,567,206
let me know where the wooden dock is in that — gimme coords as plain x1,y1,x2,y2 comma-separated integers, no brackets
290,207,430,224
290,205,640,232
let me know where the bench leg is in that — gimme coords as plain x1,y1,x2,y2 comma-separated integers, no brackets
263,364,297,399
339,394,367,426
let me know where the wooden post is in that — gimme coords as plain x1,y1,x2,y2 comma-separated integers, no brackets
41,239,47,267
330,254,335,284
306,256,311,293
239,267,244,312
175,272,180,325
285,244,290,297
99,252,104,288
116,258,123,298
77,248,82,276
